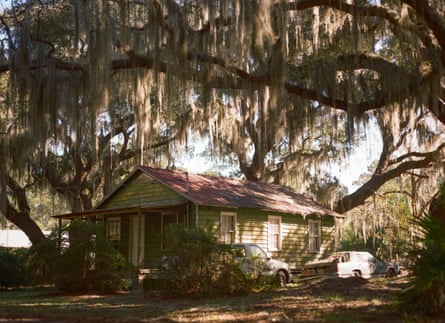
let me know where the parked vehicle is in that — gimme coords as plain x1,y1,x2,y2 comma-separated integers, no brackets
231,243,292,287
303,251,399,279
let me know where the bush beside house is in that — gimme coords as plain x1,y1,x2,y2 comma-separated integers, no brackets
0,247,28,289
143,226,276,297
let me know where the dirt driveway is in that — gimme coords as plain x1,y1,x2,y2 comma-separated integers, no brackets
0,276,441,322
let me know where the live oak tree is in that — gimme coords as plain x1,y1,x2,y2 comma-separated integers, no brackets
1,0,445,246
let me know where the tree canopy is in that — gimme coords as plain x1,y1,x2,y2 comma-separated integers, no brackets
1,0,445,244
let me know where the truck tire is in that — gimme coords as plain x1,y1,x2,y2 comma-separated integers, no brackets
277,270,287,287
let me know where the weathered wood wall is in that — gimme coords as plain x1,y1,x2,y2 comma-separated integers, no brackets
197,206,337,269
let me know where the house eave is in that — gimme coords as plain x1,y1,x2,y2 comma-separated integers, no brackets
52,202,188,219
193,202,342,218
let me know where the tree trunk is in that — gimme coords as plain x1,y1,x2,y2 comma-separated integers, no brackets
429,190,445,225
1,175,46,246
5,207,46,245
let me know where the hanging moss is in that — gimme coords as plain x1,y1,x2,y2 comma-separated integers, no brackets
0,0,444,193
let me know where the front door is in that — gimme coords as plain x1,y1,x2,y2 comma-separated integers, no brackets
129,214,145,267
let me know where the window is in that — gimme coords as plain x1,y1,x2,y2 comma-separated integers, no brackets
308,220,321,253
106,218,121,241
220,212,236,244
268,216,281,251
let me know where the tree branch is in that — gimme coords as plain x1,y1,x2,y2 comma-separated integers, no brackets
334,154,439,213
402,0,445,57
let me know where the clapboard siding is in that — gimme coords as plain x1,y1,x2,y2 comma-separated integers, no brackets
99,173,185,209
106,203,337,268
281,215,336,268
197,205,228,234
236,209,268,248
196,206,337,268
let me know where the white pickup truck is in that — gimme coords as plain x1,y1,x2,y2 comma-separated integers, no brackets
302,251,399,279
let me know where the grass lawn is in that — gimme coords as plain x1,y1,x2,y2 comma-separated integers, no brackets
0,276,441,322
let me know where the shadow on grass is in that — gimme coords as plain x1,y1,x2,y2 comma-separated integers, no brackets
0,277,442,322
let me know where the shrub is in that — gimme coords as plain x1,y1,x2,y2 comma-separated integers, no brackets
28,220,131,293
25,232,61,287
400,213,445,315
0,247,27,289
143,226,256,297
401,182,445,316
56,220,131,293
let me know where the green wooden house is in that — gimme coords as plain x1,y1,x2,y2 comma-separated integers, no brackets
56,166,342,271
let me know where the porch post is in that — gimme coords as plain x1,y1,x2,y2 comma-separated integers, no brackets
195,204,199,227
57,217,62,250
138,209,145,266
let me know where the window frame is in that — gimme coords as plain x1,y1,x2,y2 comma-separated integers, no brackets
308,219,321,253
220,212,237,244
268,215,282,251
106,217,121,241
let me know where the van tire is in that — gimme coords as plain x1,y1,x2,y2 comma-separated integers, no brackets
385,268,396,278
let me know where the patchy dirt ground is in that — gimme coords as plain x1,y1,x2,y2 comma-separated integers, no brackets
0,276,442,322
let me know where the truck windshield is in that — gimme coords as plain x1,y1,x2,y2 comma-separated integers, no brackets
249,245,267,259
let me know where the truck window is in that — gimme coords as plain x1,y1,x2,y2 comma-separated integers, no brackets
250,245,267,259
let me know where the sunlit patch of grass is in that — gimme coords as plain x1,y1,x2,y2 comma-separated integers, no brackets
321,293,346,302
353,295,385,302
369,297,387,306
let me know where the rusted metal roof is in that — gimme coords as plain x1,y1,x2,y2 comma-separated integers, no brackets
139,166,340,217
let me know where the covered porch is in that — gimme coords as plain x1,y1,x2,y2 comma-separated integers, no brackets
54,202,195,268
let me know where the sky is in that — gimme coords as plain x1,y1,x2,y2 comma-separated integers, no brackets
331,122,383,191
